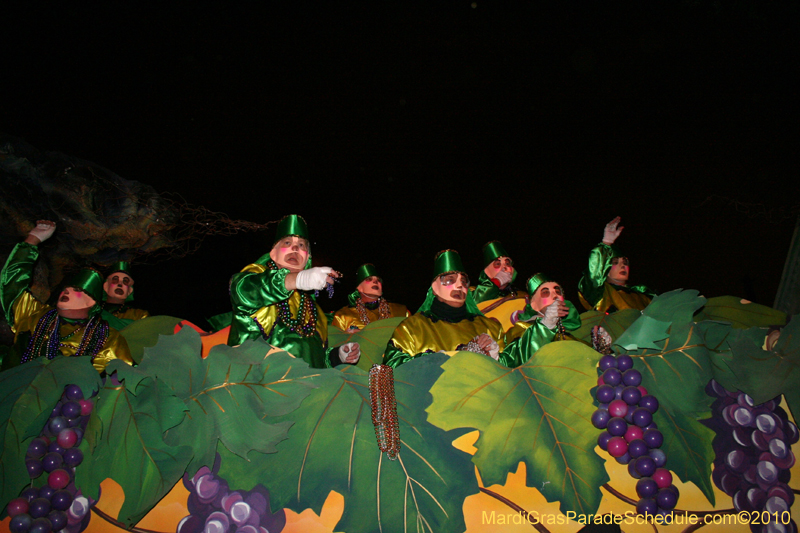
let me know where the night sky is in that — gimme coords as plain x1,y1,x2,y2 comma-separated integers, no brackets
3,2,798,325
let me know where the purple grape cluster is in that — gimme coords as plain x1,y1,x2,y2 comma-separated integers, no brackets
6,385,95,533
591,353,678,522
706,379,797,533
179,460,285,533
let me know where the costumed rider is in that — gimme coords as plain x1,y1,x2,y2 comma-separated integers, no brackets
0,221,133,373
504,274,582,367
227,214,360,368
100,261,150,330
471,241,524,304
382,250,526,368
332,263,411,332
578,216,656,313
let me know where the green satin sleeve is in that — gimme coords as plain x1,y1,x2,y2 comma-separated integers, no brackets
230,265,292,313
578,243,614,309
1,242,39,325
471,271,501,304
383,340,413,368
562,301,582,330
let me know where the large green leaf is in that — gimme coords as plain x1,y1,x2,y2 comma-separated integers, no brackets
118,315,184,364
693,296,787,329
615,290,707,351
654,406,716,505
76,375,192,526
718,315,800,420
572,309,642,345
0,357,101,513
327,317,405,371
134,328,320,476
218,353,478,533
426,342,607,517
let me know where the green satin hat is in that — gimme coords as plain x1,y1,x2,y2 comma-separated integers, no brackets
601,244,625,278
107,261,132,278
273,214,309,245
526,273,555,296
66,267,104,303
432,249,466,279
482,241,510,267
355,263,379,284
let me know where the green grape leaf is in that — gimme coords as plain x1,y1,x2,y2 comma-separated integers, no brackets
327,317,405,371
615,290,707,351
572,309,642,346
0,356,101,513
426,342,608,517
76,376,193,526
719,315,800,420
218,353,478,533
134,327,321,476
693,296,787,329
118,315,184,364
654,407,716,506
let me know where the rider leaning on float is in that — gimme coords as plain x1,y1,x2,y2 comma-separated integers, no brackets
578,216,656,313
471,241,524,305
227,214,360,368
503,273,582,367
0,221,133,373
332,263,410,332
100,261,150,330
383,250,535,368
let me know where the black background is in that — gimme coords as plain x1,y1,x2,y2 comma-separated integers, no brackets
3,2,798,325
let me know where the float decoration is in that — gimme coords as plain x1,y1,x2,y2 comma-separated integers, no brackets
116,316,184,364
326,317,405,371
693,296,787,329
571,308,642,347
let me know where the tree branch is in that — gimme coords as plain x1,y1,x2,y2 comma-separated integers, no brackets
91,505,169,533
478,487,551,532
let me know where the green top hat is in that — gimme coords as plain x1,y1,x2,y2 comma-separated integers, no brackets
432,249,466,279
526,273,554,296
106,261,132,278
482,241,510,267
273,214,309,246
66,268,104,303
355,263,379,284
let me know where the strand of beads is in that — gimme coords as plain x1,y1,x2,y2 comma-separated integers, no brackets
369,364,400,460
276,292,317,337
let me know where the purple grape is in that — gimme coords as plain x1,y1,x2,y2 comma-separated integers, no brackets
628,439,648,459
649,448,666,467
636,497,657,515
622,386,641,405
41,452,63,473
595,385,615,404
49,510,68,531
627,461,642,479
635,455,656,477
643,429,663,448
764,495,789,515
21,487,39,502
190,466,212,487
195,475,221,503
639,395,659,413
591,409,610,429
769,438,788,459
38,487,55,501
63,448,83,468
657,487,678,509
205,511,230,533
9,514,33,533
27,458,44,478
48,417,68,435
726,449,749,472
756,413,778,435
27,438,48,459
614,386,623,400
29,498,51,518
72,427,84,446
597,431,612,451
632,407,653,428
734,406,754,427
636,477,658,498
753,430,770,451
50,403,63,418
46,442,64,455
64,385,83,401
738,393,755,407
230,501,253,526
616,354,633,371
756,459,779,486
177,515,204,533
772,450,795,470
602,368,622,386
51,490,73,511
733,427,752,447
722,404,739,426
622,369,642,387
615,452,631,465
30,517,53,533
785,421,799,445
747,487,767,511
744,464,758,484
607,417,627,437
720,469,742,496
61,402,82,420
768,483,794,507
598,354,617,371
222,492,244,513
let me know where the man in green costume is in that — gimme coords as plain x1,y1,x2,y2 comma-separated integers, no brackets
1,220,133,373
503,274,582,367
578,216,656,313
227,214,360,368
332,263,410,332
471,241,525,304
383,250,524,368
100,261,150,330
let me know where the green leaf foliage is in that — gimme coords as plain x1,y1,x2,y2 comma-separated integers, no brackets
426,343,608,517
76,375,193,526
0,356,101,514
654,406,716,505
135,328,320,476
572,309,642,346
327,317,405,371
118,315,184,364
615,290,707,351
219,353,478,533
693,296,787,329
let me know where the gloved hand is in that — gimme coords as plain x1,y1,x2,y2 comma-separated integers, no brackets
541,300,561,330
295,267,333,291
339,342,361,364
494,270,513,287
602,216,623,245
27,220,56,244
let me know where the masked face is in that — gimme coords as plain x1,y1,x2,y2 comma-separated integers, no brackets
431,272,470,307
484,256,514,287
56,287,97,311
103,272,134,304
357,275,383,301
269,236,310,273
530,282,563,313
607,257,630,285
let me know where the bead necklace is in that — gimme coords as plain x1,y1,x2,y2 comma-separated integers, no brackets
368,364,400,460
355,297,391,326
22,309,109,364
268,260,318,338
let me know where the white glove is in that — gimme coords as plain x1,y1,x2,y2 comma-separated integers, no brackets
338,342,360,364
28,221,56,244
494,270,512,286
485,338,500,361
602,216,623,245
541,300,561,330
295,267,333,291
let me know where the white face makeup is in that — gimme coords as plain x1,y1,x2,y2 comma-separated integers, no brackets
607,257,630,285
269,236,310,273
103,272,134,304
484,256,514,286
56,287,97,311
431,272,470,307
357,275,383,300
530,281,563,313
